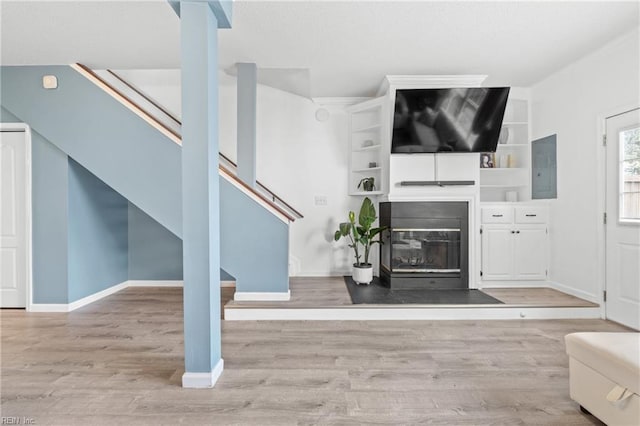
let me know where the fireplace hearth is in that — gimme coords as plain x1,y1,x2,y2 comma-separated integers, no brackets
380,202,468,290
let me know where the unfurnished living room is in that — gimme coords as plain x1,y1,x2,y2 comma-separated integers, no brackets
1,0,639,425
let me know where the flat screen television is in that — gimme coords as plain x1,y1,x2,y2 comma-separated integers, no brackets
391,87,510,153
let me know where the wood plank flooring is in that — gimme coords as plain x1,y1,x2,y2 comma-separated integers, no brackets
1,286,626,425
225,277,598,309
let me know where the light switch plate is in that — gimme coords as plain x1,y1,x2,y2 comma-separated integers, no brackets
314,195,327,206
42,75,58,89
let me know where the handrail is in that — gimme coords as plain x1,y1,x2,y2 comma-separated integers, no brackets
106,70,182,126
71,64,182,144
72,63,301,222
105,69,303,220
217,153,304,219
219,165,295,222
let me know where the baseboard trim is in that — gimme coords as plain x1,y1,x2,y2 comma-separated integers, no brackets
68,281,130,311
548,281,599,304
234,290,291,301
29,280,129,312
127,280,183,287
480,280,550,289
28,280,240,312
29,280,179,312
28,304,70,313
182,358,224,388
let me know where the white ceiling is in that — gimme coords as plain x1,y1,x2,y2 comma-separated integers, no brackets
1,0,638,97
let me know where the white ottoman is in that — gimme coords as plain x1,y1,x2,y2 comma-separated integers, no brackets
565,332,640,426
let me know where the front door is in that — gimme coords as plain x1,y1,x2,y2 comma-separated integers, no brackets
605,108,640,329
0,130,28,308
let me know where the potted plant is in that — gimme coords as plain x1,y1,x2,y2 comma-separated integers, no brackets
358,177,376,192
334,197,386,285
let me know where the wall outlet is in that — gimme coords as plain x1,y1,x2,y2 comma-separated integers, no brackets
314,195,327,206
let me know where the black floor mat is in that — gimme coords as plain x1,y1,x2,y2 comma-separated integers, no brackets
344,276,504,305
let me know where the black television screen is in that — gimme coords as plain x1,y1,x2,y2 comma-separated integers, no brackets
391,87,510,153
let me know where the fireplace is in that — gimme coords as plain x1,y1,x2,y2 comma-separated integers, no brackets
380,202,468,290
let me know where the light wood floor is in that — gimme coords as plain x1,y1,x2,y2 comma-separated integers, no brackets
1,286,626,425
225,277,599,309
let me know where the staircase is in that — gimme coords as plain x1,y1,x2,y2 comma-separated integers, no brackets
88,65,303,221
0,64,300,297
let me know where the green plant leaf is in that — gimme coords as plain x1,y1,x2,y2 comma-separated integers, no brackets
334,230,342,241
348,211,356,224
369,227,386,239
358,197,376,228
339,222,351,236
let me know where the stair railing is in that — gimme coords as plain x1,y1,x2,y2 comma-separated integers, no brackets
72,63,301,222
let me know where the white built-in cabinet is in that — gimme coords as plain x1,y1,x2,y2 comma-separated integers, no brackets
480,203,548,283
480,92,531,202
347,97,387,196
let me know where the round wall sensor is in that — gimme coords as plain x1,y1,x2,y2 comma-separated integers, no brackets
42,75,58,89
315,108,330,122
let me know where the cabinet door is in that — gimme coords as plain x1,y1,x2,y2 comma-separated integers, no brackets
481,227,514,280
513,226,547,280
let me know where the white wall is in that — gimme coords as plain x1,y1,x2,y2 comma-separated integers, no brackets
110,70,362,276
222,84,363,276
114,69,182,119
531,28,640,301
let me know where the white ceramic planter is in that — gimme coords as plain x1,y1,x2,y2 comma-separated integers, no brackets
352,264,373,285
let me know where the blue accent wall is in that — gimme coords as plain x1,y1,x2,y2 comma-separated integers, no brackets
32,132,71,303
0,107,19,122
221,269,234,281
221,178,289,293
128,203,183,280
68,159,129,302
0,65,182,238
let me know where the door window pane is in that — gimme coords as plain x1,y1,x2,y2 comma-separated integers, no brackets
620,127,640,220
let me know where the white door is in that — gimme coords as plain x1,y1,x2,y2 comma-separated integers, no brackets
1,130,28,308
513,226,547,280
481,226,513,280
605,108,640,330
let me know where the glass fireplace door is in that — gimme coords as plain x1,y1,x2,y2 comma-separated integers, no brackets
390,229,461,273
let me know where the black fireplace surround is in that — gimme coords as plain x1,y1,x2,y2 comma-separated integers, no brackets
380,202,469,290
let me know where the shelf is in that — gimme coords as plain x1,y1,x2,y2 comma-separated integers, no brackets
496,144,529,148
400,180,475,187
502,121,528,126
353,123,382,133
480,167,526,171
351,191,383,196
353,144,382,152
480,184,528,188
352,167,382,173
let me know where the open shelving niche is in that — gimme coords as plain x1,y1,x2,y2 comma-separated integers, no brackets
480,91,532,202
347,97,387,196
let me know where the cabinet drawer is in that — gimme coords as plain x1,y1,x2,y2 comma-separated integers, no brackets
481,207,513,224
515,207,547,224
